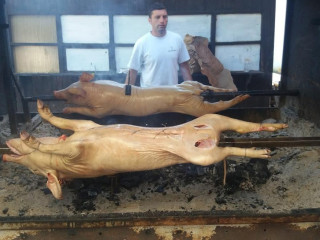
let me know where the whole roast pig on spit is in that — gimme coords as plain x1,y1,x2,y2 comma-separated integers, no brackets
3,100,288,199
53,73,248,118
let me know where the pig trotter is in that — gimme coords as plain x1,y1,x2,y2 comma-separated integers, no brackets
245,148,271,159
37,99,54,120
21,131,40,150
58,135,67,142
47,172,63,200
234,94,250,103
259,123,288,132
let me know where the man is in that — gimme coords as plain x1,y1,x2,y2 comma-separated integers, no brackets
126,2,192,87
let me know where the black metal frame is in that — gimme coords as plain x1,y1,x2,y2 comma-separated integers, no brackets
0,0,18,133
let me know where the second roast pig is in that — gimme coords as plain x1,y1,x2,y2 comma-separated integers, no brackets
53,73,247,118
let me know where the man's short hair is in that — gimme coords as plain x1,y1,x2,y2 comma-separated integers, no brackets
148,2,167,18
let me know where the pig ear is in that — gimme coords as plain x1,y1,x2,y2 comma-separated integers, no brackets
67,87,87,98
46,172,63,199
79,72,94,82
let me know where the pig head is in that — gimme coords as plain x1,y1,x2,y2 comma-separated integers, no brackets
3,100,288,199
53,73,247,118
184,34,237,91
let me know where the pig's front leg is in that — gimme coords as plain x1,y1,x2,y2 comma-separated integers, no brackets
37,99,100,131
61,105,105,118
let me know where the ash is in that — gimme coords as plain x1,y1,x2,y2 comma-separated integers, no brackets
0,108,320,217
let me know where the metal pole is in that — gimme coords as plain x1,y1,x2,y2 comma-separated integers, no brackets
0,0,18,134
23,89,300,103
219,137,320,148
1,137,320,156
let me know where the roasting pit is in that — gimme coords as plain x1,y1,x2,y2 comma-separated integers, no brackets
0,106,320,239
1,0,319,238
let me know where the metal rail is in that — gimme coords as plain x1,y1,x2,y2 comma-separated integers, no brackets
0,209,320,230
0,209,319,240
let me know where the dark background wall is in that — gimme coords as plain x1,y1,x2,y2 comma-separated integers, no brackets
0,67,6,116
281,0,320,125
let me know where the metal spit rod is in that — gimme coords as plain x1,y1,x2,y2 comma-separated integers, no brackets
218,137,320,148
1,137,320,156
23,89,299,102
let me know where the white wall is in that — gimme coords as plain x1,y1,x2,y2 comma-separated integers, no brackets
273,0,287,72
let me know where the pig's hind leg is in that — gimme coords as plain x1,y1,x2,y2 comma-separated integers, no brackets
202,94,250,114
37,99,100,131
202,114,288,133
213,146,271,160
190,142,271,166
187,114,287,163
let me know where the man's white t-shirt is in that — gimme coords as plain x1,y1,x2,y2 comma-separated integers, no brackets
128,31,190,87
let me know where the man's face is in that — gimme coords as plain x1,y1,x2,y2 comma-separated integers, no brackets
148,9,168,36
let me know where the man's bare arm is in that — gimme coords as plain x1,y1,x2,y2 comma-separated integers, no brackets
179,61,193,81
125,69,138,85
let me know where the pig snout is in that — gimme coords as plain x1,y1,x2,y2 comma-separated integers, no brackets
53,90,65,100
